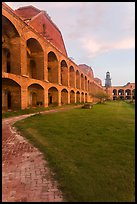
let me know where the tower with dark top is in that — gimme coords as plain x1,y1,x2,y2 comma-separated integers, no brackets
105,71,111,87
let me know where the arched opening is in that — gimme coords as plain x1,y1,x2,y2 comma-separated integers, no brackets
76,91,80,103
89,82,92,93
61,60,68,86
76,70,80,89
81,74,84,90
27,38,44,80
113,89,117,100
2,15,21,75
88,80,90,92
7,91,11,109
61,89,68,104
28,84,44,107
125,89,131,100
85,93,88,103
48,51,58,84
48,87,58,106
3,48,11,73
118,89,124,100
70,90,75,104
2,78,21,111
69,66,75,88
85,76,87,91
81,92,84,103
132,89,135,99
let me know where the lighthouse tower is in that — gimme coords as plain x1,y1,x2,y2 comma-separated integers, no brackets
105,71,112,87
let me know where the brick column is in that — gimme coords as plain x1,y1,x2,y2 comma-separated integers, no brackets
43,52,48,82
74,92,76,103
73,72,76,89
44,89,48,107
21,86,28,109
68,91,70,104
68,68,70,87
20,38,28,76
58,62,61,85
58,90,61,106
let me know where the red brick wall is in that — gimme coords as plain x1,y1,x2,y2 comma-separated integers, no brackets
29,13,67,56
15,7,40,19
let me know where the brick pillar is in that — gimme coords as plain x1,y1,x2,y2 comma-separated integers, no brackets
68,68,70,87
83,78,85,91
74,92,76,103
79,76,81,90
68,91,70,104
21,86,28,109
10,37,21,75
84,93,85,103
79,93,81,103
44,89,48,107
43,51,48,82
58,61,61,85
2,48,6,72
20,38,28,76
58,90,61,106
74,72,76,88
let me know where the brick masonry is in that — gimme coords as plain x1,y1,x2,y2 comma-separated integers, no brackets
2,112,64,202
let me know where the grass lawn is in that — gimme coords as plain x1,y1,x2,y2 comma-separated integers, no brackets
14,101,135,202
2,103,82,119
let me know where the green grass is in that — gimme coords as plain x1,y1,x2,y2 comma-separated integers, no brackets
2,103,82,119
14,101,135,202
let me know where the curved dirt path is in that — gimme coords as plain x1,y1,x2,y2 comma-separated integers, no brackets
2,106,82,202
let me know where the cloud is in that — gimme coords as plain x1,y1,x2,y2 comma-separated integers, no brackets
80,35,135,58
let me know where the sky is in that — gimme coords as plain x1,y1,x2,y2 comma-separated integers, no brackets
5,2,135,86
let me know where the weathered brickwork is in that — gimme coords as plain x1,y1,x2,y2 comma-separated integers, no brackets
104,82,135,100
2,3,105,111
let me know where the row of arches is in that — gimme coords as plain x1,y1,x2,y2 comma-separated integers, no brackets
113,89,135,100
2,78,88,111
2,15,92,91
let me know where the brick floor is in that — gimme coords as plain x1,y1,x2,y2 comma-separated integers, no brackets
2,112,64,202
2,106,82,202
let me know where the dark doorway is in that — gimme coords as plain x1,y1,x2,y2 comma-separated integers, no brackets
49,96,52,104
7,91,11,109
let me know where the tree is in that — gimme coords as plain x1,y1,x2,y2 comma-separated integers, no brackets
90,91,110,103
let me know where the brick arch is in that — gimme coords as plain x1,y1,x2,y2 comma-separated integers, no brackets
118,89,124,100
2,15,21,75
26,38,44,80
76,91,80,103
47,49,60,61
61,88,68,104
85,93,88,103
48,86,59,106
25,36,45,52
76,70,80,89
81,91,84,103
81,73,84,90
48,51,59,84
61,60,68,86
85,76,87,91
27,81,45,90
28,83,44,107
70,90,75,104
132,89,135,99
69,65,75,88
2,75,21,86
2,14,21,36
2,78,21,111
125,89,131,100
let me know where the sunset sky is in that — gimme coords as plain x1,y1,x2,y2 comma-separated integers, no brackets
5,2,135,86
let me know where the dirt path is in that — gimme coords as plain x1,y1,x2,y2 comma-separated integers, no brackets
2,105,82,202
